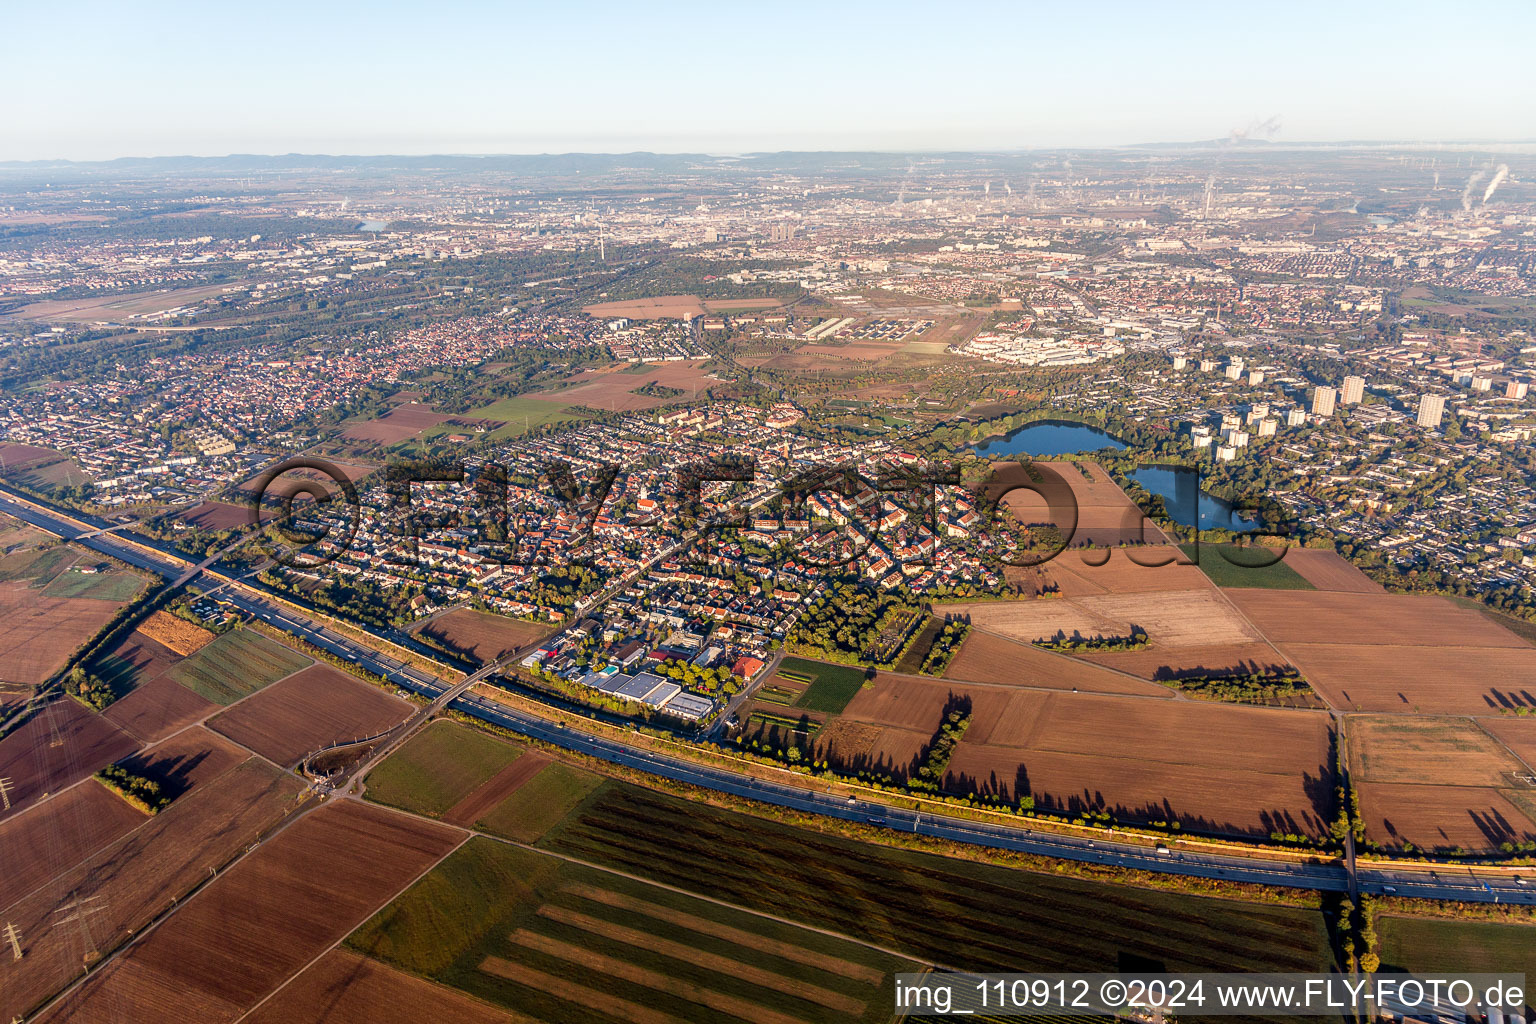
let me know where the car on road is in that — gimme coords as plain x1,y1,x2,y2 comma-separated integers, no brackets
866,817,886,826
1382,885,1397,894
1515,876,1527,886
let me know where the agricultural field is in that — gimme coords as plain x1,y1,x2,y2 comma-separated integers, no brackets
420,608,550,665
1225,590,1536,715
784,657,869,714
892,614,944,674
1180,544,1316,591
1280,643,1536,715
208,663,412,768
740,708,826,751
940,589,1263,651
0,781,148,911
1453,599,1536,647
243,950,515,1024
441,752,551,827
89,628,183,696
834,674,1334,837
341,403,452,444
839,673,996,733
0,699,140,816
1344,716,1536,852
103,675,217,743
941,631,1173,696
364,719,523,818
1377,916,1536,984
112,726,250,802
0,760,302,1023
1354,781,1536,853
1041,546,1219,596
1483,717,1536,769
532,361,718,413
348,836,918,1024
537,784,1336,974
162,627,311,704
0,583,124,685
0,538,144,685
0,444,65,476
0,451,93,490
1349,716,1530,788
475,761,605,843
174,500,250,533
1225,590,1528,648
1078,641,1295,687
38,801,463,1024
135,609,214,656
1275,548,1385,593
40,567,145,602
236,459,376,499
581,295,709,319
460,395,592,438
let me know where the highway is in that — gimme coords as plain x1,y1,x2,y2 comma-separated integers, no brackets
3,485,1534,905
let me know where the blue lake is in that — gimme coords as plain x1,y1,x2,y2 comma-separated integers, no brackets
971,420,1129,457
1128,466,1259,533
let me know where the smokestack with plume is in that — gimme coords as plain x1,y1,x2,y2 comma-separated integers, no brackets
1462,170,1488,212
1482,165,1510,205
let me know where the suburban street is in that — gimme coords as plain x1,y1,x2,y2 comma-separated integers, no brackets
4,484,1534,906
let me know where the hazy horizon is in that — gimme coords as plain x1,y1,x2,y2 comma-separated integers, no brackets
5,138,1536,167
11,0,1535,162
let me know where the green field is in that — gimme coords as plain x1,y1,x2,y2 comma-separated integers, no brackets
163,628,310,704
0,545,75,585
540,783,1337,974
1378,915,1536,985
1182,544,1317,590
754,684,800,705
347,836,915,1024
42,569,144,602
364,719,523,817
786,657,868,714
458,395,594,440
477,762,605,843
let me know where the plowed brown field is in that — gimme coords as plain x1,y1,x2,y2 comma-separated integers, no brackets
0,760,302,1023
1279,549,1385,593
1356,781,1536,853
38,801,463,1024
943,631,1170,697
242,950,514,1024
208,664,411,767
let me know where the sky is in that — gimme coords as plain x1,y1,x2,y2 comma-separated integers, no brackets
8,0,1535,161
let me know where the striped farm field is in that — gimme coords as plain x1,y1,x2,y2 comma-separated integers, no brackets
162,628,311,705
538,783,1337,975
347,837,914,1024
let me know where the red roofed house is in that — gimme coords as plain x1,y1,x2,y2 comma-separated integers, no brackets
732,655,765,679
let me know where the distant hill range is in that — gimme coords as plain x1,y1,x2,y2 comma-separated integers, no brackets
3,143,1532,178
